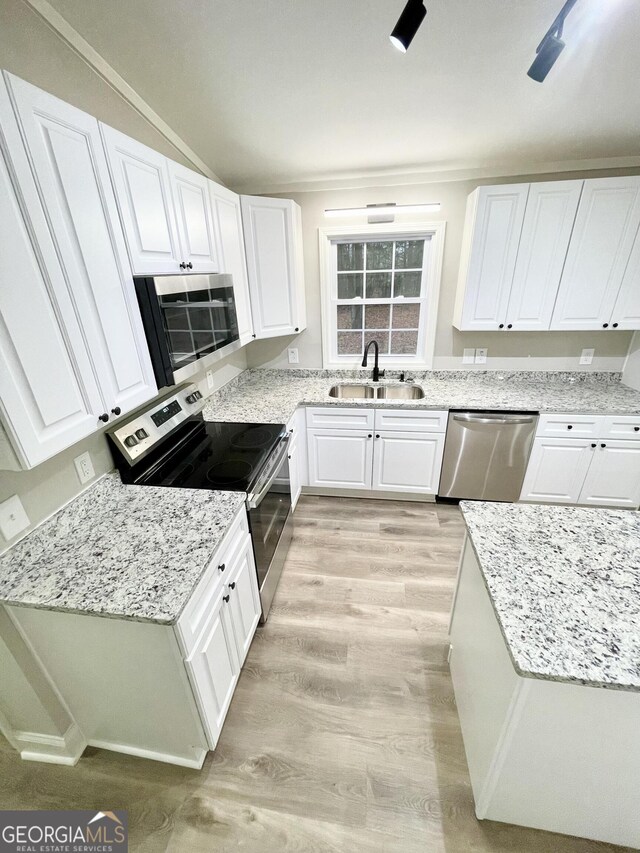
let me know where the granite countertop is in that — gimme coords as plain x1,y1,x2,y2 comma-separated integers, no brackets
0,474,246,624
202,368,640,424
460,500,640,692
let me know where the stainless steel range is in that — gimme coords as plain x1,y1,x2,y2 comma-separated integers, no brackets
106,383,292,621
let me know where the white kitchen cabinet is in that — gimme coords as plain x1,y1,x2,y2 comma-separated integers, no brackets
100,123,183,275
506,181,582,331
209,182,254,344
241,195,306,338
372,431,445,495
453,184,529,331
610,225,640,330
5,74,157,421
551,177,640,330
226,537,262,666
167,161,219,273
519,438,594,504
577,441,640,508
288,423,302,511
307,429,374,489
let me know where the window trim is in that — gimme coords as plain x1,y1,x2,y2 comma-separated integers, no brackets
318,221,446,370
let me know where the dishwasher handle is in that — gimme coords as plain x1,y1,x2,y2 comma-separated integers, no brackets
452,413,537,426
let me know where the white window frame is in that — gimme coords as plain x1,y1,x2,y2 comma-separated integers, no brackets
318,221,446,370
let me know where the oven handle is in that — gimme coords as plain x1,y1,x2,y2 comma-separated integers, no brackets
246,435,290,510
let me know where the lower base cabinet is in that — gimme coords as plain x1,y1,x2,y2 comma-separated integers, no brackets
373,431,445,495
307,428,374,489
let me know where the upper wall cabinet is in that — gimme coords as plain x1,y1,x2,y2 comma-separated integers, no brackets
240,195,306,339
209,182,254,345
4,74,157,419
550,177,640,330
101,126,219,275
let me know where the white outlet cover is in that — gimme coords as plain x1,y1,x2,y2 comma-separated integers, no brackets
475,348,488,364
288,348,299,364
206,370,214,390
580,348,595,365
462,348,475,364
0,494,30,541
74,451,95,485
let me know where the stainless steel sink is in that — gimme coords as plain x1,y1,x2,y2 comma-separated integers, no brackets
328,384,375,399
376,384,424,399
328,383,424,400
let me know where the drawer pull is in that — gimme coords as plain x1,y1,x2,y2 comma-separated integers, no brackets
635,427,639,432
601,443,607,449
591,443,597,449
567,424,573,430
218,563,226,573
223,594,230,603
229,582,236,590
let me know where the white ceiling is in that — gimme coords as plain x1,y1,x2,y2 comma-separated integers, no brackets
43,0,640,192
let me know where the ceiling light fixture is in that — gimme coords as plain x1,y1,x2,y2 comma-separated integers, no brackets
527,0,579,82
389,0,427,53
324,203,441,219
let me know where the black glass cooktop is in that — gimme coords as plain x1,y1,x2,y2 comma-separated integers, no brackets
133,420,286,493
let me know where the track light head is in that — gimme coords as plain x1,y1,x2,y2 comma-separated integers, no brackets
390,0,427,53
527,33,566,82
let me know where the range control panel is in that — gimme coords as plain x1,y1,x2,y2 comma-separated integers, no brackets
106,383,205,465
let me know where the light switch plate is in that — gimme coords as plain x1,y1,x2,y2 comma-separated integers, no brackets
475,348,488,364
288,348,299,364
0,494,30,541
580,348,595,365
462,348,475,364
74,451,95,484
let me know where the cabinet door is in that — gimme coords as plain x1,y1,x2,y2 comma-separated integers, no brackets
6,74,157,417
307,429,373,489
519,438,593,504
551,177,640,330
167,162,218,273
100,123,182,275
241,195,306,338
578,441,640,508
454,184,529,330
209,182,254,344
372,431,445,495
610,226,640,330
288,428,302,510
506,181,582,331
226,539,261,666
184,590,239,748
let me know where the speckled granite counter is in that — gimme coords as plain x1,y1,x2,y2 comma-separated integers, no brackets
0,474,245,624
202,368,640,424
460,500,640,691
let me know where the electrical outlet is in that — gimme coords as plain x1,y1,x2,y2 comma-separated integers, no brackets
206,369,214,390
475,348,488,364
288,348,299,364
462,348,475,364
0,494,30,541
74,451,95,485
580,348,595,365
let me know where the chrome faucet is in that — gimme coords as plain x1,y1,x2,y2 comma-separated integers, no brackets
362,340,385,382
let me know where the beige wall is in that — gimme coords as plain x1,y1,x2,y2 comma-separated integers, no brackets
246,171,639,372
623,332,640,390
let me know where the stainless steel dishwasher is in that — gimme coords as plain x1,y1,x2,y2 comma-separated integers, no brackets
438,411,538,502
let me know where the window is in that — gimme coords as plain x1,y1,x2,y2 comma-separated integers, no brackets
319,223,445,369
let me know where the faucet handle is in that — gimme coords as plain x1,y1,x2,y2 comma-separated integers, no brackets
399,372,405,382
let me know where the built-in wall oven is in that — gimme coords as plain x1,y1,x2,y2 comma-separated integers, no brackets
106,384,292,621
135,274,239,387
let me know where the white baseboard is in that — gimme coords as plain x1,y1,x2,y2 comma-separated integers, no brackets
88,738,207,770
301,486,435,502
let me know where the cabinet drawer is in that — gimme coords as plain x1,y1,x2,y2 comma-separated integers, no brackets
176,506,249,654
374,409,447,433
601,415,640,439
306,407,374,430
536,413,604,439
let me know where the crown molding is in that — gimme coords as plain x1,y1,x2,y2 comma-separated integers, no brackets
22,0,222,182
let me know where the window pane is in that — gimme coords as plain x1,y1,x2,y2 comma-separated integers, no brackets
366,241,393,270
394,271,422,297
390,330,419,355
164,307,189,331
337,272,363,299
364,330,390,354
337,243,363,271
365,304,391,329
337,331,363,355
392,304,421,329
366,272,392,298
395,240,424,269
337,305,363,329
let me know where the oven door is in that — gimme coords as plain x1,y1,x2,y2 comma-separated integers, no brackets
247,436,293,622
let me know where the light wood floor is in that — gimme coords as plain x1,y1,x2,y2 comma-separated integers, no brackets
0,496,632,852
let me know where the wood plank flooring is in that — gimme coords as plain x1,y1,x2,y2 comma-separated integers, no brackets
0,495,632,852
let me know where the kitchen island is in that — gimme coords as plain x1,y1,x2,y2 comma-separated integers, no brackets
451,501,640,848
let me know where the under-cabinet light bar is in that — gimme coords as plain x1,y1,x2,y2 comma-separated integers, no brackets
324,203,441,218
